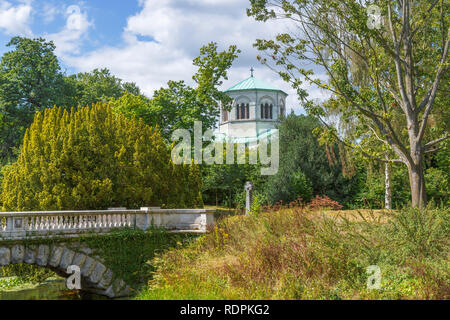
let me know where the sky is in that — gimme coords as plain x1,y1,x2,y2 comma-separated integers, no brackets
0,0,329,114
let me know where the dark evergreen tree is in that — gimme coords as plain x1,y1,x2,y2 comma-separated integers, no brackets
265,114,360,207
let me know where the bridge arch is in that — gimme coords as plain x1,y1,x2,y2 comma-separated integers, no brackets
0,244,131,298
0,208,215,298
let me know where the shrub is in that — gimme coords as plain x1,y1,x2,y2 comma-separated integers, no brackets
425,168,449,206
291,170,313,202
1,264,56,284
308,195,343,210
265,114,361,207
136,206,449,300
0,104,203,211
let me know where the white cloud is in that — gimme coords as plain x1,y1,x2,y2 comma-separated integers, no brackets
44,4,92,56
0,0,33,36
41,2,59,24
64,39,195,96
62,0,318,114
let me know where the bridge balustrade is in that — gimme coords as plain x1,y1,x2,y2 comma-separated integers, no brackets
0,208,215,240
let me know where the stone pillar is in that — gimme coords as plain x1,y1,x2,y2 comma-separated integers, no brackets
136,207,161,230
245,181,253,215
5,216,26,239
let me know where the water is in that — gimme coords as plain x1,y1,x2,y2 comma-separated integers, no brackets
0,278,110,300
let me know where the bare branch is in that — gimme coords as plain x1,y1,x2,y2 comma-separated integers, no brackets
424,134,450,149
417,30,450,142
316,115,404,164
425,145,446,154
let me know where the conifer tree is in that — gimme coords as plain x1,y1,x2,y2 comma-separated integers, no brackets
1,104,203,211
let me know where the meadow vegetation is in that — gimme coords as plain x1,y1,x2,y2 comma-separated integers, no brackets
136,203,449,300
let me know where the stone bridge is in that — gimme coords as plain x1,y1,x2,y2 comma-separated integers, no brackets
0,208,215,298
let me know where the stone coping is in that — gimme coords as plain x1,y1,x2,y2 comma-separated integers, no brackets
0,209,216,217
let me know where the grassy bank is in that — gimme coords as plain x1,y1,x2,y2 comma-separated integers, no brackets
136,206,449,300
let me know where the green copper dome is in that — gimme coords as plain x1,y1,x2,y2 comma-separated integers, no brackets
225,76,287,94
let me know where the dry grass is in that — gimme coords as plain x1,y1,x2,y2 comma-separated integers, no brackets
136,205,449,300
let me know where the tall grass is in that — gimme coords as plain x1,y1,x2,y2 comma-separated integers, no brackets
136,206,449,300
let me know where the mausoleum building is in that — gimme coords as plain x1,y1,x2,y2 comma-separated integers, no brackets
218,70,288,143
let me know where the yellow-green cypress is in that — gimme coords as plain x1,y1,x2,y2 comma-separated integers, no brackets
1,104,203,211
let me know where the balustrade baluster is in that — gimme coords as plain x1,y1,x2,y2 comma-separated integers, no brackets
25,217,29,231
29,217,35,231
57,216,62,230
39,216,43,230
63,216,67,230
97,215,102,228
63,216,69,230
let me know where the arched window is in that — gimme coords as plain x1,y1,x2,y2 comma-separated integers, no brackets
236,103,249,120
261,102,273,119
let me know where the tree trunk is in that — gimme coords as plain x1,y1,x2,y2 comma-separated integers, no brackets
407,162,427,208
384,157,392,210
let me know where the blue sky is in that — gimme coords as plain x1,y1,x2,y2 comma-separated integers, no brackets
0,0,328,113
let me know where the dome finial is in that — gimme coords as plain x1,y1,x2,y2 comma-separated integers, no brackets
250,67,254,77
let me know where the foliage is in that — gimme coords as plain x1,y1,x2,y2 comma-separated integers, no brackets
72,68,141,107
424,168,449,207
201,143,264,209
111,82,219,142
192,42,241,111
356,162,411,209
249,192,269,215
82,227,197,288
424,137,450,206
0,104,203,211
150,80,219,140
0,37,69,160
290,170,313,203
308,195,343,211
136,206,449,300
265,114,360,207
108,92,152,126
0,276,26,289
355,159,449,209
0,36,145,163
1,264,56,285
111,43,240,141
0,228,197,291
247,0,449,207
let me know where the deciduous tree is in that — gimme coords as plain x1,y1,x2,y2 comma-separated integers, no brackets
248,0,449,207
0,37,68,160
